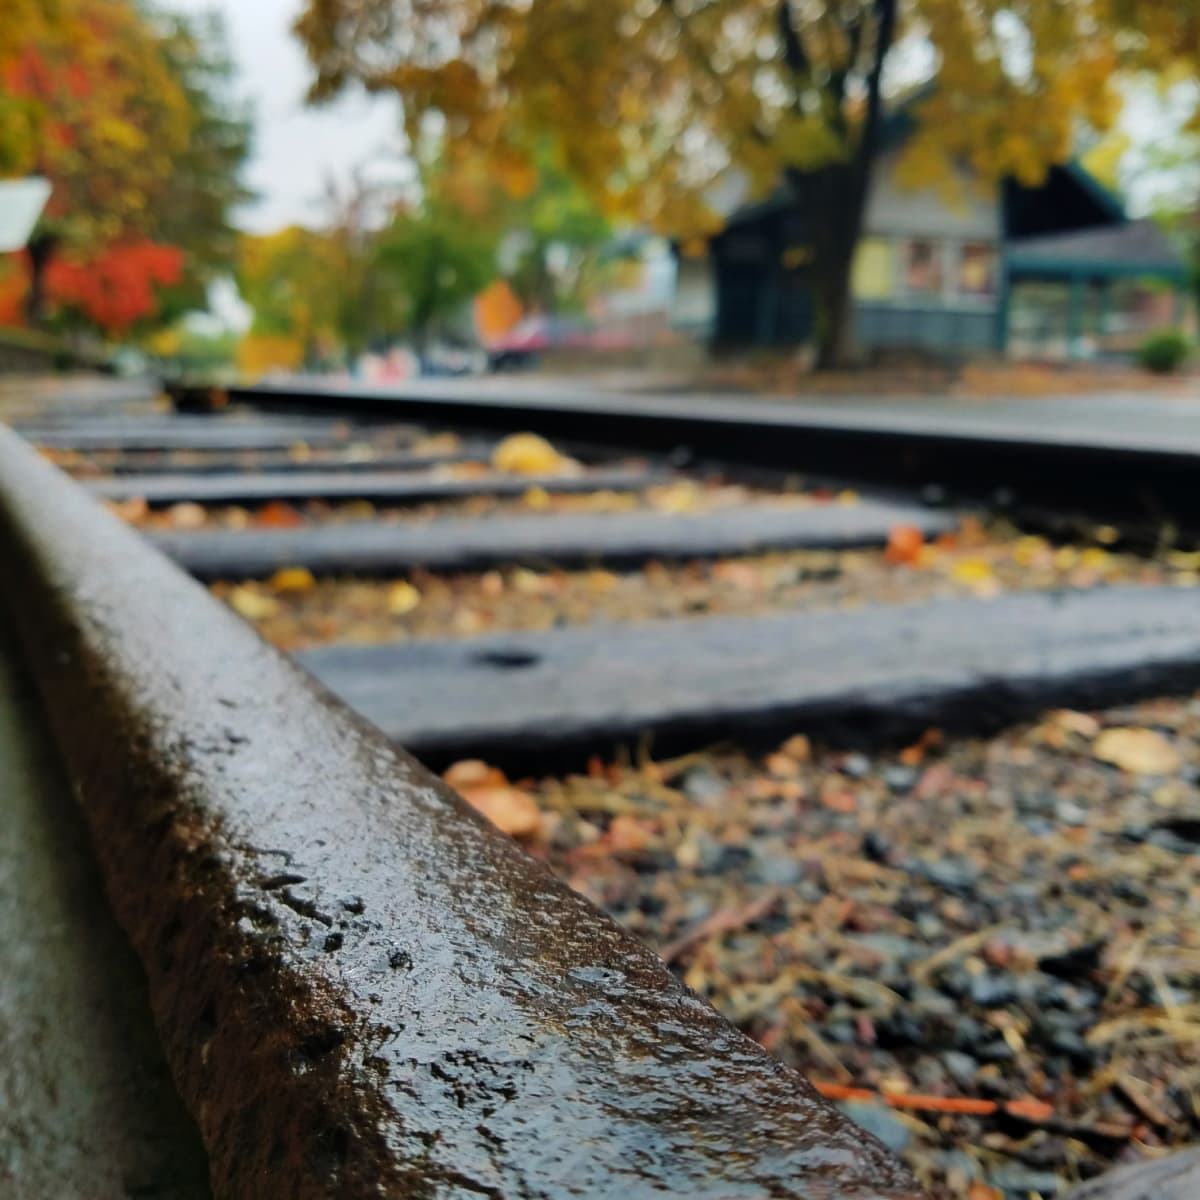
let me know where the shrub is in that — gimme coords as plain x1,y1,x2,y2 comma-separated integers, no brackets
1137,329,1191,374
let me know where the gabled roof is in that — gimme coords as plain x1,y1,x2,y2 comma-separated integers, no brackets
1006,218,1187,280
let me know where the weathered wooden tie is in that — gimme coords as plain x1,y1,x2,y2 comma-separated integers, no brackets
151,499,954,579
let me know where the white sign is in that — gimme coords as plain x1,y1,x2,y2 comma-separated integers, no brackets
0,177,51,252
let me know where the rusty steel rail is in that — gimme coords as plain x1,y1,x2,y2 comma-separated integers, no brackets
0,424,925,1196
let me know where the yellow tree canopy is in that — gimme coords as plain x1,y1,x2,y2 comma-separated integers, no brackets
296,0,1200,237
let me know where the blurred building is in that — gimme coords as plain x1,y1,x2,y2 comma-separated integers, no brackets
675,131,1191,362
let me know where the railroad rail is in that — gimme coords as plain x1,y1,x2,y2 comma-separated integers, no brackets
4,376,1200,1199
217,377,1200,542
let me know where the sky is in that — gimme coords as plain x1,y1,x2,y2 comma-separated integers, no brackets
160,0,408,234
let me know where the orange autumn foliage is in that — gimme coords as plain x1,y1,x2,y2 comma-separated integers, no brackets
885,525,925,565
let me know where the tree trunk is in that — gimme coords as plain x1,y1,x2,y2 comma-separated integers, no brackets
24,233,58,328
813,251,856,369
780,0,898,369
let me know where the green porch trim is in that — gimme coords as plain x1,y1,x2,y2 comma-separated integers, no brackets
1005,255,1188,283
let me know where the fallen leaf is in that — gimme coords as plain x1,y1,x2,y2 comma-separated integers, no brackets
522,485,551,510
951,558,994,584
458,785,542,838
780,734,812,763
967,1184,1003,1200
586,569,619,593
444,759,508,790
256,501,305,529
649,480,703,513
1047,709,1102,739
608,814,652,853
269,566,317,593
1093,727,1181,776
386,581,422,616
228,585,279,620
166,501,207,530
511,568,547,595
885,525,924,565
492,432,567,475
711,560,763,589
766,752,803,778
107,495,150,524
822,790,857,814
1012,535,1050,566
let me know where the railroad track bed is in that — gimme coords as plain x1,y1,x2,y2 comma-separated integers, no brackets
4,381,1200,1199
456,697,1200,1198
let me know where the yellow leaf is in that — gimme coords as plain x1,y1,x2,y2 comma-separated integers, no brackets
1013,536,1049,566
229,585,279,621
269,566,317,593
492,432,566,475
649,481,702,514
1053,547,1079,571
951,558,994,584
1093,728,1181,776
523,485,551,510
386,581,422,615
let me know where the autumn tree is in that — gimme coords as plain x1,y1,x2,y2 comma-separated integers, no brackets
296,0,1200,366
372,193,499,348
237,226,345,360
0,1,250,332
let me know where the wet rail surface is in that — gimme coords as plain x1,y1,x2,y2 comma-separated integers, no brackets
7,381,1200,1198
0,423,925,1198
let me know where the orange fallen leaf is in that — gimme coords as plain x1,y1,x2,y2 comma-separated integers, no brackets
766,752,803,778
444,760,508,790
885,525,924,565
1003,1098,1055,1123
608,815,652,853
821,790,857,814
780,734,812,763
256,501,305,529
458,785,542,838
967,1184,1003,1200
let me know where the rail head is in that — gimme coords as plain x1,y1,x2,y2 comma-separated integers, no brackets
0,425,924,1199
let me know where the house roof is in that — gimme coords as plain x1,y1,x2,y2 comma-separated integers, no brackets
1006,218,1187,280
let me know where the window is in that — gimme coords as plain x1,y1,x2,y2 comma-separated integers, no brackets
905,239,943,294
852,239,894,300
959,241,996,297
